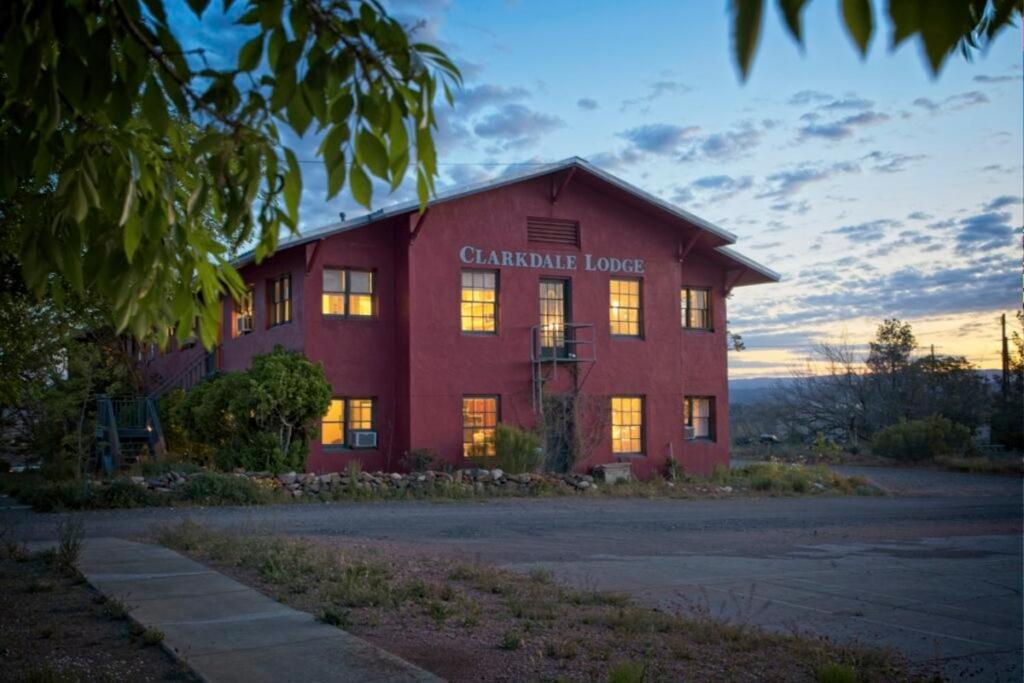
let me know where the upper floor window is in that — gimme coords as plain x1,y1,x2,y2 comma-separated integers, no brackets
323,268,375,317
234,289,254,337
611,396,644,454
684,396,715,441
462,395,499,457
609,278,642,337
461,270,497,333
681,287,712,330
268,275,291,326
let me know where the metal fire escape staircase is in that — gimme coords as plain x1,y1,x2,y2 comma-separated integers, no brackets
530,323,597,414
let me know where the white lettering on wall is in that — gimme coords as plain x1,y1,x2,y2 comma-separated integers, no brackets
459,245,644,274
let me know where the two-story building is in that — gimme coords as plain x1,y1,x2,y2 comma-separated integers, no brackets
144,158,778,477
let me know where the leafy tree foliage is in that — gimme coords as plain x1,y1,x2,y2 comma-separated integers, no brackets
729,0,1022,79
872,415,972,461
991,314,1023,449
0,0,460,348
171,346,331,471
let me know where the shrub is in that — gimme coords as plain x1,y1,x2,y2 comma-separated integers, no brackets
493,424,542,474
607,660,647,683
872,415,971,462
183,473,270,505
400,448,438,472
94,480,159,508
816,662,856,683
55,516,84,575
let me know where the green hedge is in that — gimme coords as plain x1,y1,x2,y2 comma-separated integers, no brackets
872,416,971,462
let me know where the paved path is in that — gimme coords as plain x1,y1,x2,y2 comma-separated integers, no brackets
28,536,438,683
4,467,1021,681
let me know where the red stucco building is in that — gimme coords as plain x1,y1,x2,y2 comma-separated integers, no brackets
145,158,777,477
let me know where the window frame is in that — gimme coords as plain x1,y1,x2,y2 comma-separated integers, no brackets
681,286,713,331
233,287,255,338
268,274,292,327
462,394,500,458
322,396,377,450
684,396,716,442
322,267,377,319
609,277,643,339
460,269,499,335
610,395,645,456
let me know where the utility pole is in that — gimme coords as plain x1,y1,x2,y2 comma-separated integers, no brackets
1001,313,1009,397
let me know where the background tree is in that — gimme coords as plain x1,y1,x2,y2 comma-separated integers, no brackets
865,318,916,423
730,0,1022,79
990,314,1024,449
0,0,460,348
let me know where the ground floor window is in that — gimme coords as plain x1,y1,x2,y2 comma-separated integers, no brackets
463,395,498,457
322,397,376,447
610,396,643,454
684,396,715,441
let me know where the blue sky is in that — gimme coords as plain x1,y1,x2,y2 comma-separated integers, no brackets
173,0,1023,377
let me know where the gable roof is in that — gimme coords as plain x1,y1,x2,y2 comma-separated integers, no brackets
235,156,780,285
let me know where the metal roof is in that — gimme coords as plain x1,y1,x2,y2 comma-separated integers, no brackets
234,156,779,284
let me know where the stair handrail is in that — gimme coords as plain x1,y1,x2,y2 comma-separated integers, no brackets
149,351,212,397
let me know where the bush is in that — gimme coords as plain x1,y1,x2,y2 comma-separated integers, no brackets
493,424,542,474
400,448,439,472
183,472,271,505
94,480,159,509
872,416,971,462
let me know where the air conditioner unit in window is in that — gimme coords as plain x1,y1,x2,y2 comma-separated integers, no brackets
349,430,377,448
236,316,253,335
683,425,696,440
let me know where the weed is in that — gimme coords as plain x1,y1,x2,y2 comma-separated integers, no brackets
607,660,646,683
319,607,351,628
425,599,456,625
54,516,84,575
141,628,164,646
27,579,55,593
816,662,857,683
499,630,523,650
460,599,482,628
103,597,128,620
183,472,269,505
403,578,429,600
528,567,553,584
94,480,159,508
447,563,478,581
544,638,579,660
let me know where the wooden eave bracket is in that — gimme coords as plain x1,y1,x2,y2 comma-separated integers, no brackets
552,167,577,204
305,239,324,274
724,268,746,294
677,231,702,262
410,208,430,243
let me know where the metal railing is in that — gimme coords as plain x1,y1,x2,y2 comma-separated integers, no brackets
530,323,597,414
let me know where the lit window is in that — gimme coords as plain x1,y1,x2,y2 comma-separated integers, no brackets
322,399,346,445
269,275,291,326
323,268,375,317
611,396,643,454
461,270,497,333
609,279,641,337
685,397,714,441
462,396,498,457
681,287,712,330
321,397,376,447
234,288,254,337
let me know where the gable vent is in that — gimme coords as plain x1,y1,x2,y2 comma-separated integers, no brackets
527,218,580,247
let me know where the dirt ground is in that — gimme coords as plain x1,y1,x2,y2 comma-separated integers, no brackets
0,550,196,683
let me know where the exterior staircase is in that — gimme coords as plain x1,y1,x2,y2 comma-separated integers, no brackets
94,395,166,473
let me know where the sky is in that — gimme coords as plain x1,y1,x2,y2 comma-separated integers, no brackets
173,0,1023,378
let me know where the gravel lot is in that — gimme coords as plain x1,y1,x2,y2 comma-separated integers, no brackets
4,465,1021,680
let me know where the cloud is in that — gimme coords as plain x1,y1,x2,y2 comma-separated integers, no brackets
680,124,765,162
912,91,989,114
907,211,932,221
984,195,1021,211
758,161,861,198
472,104,565,149
769,200,811,215
973,73,1023,84
673,174,754,205
798,110,890,140
787,90,832,105
616,123,701,154
577,98,598,110
820,97,874,111
620,80,692,112
829,219,902,243
455,84,530,114
955,211,1016,254
861,150,927,174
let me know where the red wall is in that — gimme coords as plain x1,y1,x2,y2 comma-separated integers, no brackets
151,171,739,477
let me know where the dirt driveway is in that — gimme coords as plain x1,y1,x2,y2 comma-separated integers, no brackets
4,466,1021,680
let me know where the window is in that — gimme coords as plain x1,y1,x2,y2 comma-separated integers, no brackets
268,275,291,326
234,289,254,337
681,287,712,330
462,396,498,457
321,397,376,447
610,396,643,454
685,397,715,441
461,270,497,333
609,278,641,337
323,268,375,317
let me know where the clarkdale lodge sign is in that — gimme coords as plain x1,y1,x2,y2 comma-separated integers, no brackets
459,245,646,274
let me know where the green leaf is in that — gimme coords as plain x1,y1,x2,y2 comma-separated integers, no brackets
731,0,764,80
238,34,264,71
286,88,312,136
283,148,301,222
356,129,389,179
327,158,347,200
841,0,874,56
350,163,372,207
142,78,169,135
124,214,141,262
777,0,808,45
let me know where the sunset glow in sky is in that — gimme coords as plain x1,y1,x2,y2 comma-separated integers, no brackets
175,0,1023,378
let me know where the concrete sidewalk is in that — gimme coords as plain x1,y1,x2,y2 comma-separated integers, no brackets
36,537,440,683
